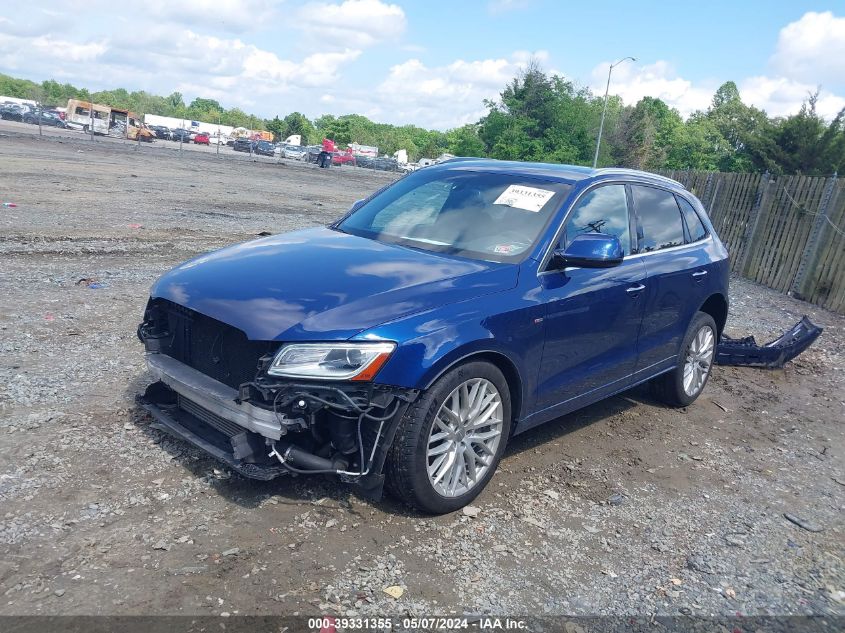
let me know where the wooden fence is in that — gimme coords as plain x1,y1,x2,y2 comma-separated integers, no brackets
655,170,845,314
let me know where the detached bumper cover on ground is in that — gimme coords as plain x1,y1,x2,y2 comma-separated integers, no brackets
716,316,823,368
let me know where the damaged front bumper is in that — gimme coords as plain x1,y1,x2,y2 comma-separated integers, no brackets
138,351,418,496
146,353,284,440
716,316,823,369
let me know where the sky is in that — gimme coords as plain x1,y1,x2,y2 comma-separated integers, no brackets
1,0,844,130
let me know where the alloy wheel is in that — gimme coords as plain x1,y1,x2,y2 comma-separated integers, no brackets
683,325,715,396
426,378,503,498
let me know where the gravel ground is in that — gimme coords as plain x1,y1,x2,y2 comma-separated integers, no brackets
0,126,843,619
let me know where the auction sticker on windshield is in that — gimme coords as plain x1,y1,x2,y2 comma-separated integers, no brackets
493,184,555,212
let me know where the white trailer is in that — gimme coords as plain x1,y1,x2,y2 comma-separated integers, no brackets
65,99,110,134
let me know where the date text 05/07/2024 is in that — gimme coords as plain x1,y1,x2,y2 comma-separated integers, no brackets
307,616,529,630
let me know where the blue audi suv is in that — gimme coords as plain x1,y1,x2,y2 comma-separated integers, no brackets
138,160,729,513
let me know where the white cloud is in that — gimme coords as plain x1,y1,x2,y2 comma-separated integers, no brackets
375,52,543,129
2,2,843,130
588,58,845,120
297,0,406,48
0,22,361,114
740,76,845,119
243,46,362,86
771,11,845,87
0,32,107,74
590,60,715,117
144,0,279,33
0,10,66,37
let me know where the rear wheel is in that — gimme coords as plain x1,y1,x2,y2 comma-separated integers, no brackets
386,361,511,513
650,311,717,407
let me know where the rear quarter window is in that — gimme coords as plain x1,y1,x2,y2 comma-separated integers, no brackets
677,195,708,242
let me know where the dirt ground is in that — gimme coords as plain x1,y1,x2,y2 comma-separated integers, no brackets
1,123,843,619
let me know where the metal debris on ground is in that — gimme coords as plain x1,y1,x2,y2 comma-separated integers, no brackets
783,513,824,533
76,277,107,289
716,316,823,368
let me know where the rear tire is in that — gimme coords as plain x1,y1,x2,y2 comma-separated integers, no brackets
386,361,512,514
650,311,717,407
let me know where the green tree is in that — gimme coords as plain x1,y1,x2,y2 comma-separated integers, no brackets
612,97,683,170
705,81,777,172
166,92,185,112
772,94,845,175
447,124,485,156
665,113,728,171
478,61,606,165
2,69,838,175
283,112,316,143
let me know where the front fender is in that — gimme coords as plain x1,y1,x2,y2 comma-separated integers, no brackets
355,285,546,415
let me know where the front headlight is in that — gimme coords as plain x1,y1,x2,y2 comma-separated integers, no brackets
267,342,396,381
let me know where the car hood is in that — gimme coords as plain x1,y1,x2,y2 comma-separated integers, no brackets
150,227,517,341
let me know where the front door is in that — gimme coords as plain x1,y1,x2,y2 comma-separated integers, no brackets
535,183,646,414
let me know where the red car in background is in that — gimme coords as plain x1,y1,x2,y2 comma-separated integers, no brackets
332,149,357,166
194,133,210,145
319,138,356,166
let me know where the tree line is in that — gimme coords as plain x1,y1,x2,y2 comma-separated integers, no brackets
1,67,842,174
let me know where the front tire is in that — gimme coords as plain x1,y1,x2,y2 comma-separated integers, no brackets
386,361,511,514
650,311,717,407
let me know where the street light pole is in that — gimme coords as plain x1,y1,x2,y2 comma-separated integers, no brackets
593,56,636,169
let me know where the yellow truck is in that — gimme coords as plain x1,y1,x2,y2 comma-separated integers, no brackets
110,108,155,142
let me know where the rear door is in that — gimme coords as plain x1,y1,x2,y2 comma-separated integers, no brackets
630,185,712,373
535,183,646,413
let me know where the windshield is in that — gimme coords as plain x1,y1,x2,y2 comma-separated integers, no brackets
337,168,572,262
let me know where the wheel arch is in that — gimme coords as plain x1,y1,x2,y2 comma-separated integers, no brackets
423,349,524,428
698,293,728,339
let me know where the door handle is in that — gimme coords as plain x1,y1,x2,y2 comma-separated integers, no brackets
626,283,645,294
692,270,708,278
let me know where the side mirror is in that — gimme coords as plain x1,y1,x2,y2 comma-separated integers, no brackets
350,199,365,212
553,233,623,269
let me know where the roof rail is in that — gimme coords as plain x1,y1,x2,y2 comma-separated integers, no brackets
593,168,685,189
437,156,478,164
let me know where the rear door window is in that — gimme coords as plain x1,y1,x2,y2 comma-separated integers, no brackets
631,185,686,252
676,195,708,242
561,184,631,255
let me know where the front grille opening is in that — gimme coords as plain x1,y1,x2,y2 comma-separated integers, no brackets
177,394,244,438
150,298,276,389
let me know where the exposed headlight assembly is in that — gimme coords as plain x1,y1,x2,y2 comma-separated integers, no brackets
267,342,396,381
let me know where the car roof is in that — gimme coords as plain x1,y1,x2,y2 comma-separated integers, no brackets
431,158,686,190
